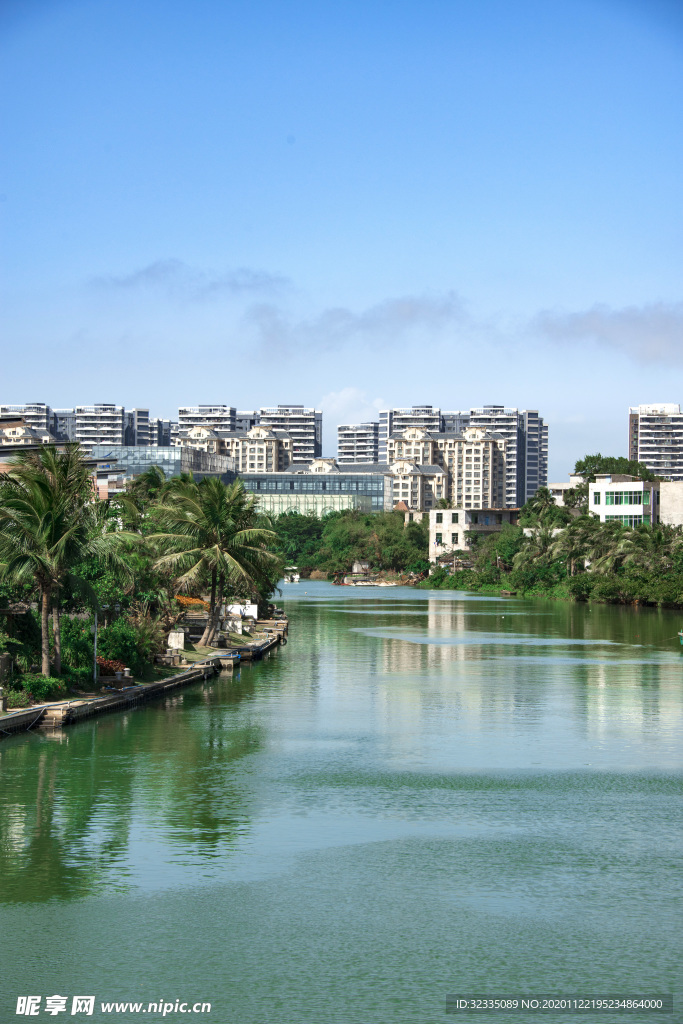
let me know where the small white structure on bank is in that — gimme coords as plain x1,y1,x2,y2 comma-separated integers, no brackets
588,475,659,526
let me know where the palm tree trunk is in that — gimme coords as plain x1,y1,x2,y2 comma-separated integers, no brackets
41,586,52,677
199,568,217,647
206,571,225,646
52,600,62,676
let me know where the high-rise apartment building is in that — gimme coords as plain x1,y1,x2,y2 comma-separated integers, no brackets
378,406,443,461
629,404,683,479
258,405,322,462
236,410,260,433
442,411,471,433
379,403,547,505
128,409,150,446
75,405,128,447
53,409,76,441
178,405,237,432
468,406,547,505
149,418,174,446
0,403,56,435
337,422,380,464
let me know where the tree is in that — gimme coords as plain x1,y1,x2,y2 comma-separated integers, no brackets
574,453,656,482
149,477,281,647
0,445,127,676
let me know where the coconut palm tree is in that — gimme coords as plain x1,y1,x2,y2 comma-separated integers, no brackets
149,477,281,647
0,445,127,675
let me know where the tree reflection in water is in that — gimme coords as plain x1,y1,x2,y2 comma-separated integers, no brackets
0,673,262,903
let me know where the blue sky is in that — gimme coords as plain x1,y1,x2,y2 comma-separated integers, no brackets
1,0,682,478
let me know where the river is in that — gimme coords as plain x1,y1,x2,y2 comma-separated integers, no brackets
1,582,681,1023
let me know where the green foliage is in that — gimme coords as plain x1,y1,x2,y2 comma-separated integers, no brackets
98,618,143,674
59,615,94,669
15,674,67,702
518,487,573,528
271,511,326,565
271,509,429,574
574,453,656,482
424,515,683,608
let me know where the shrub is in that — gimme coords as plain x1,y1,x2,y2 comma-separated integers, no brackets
96,657,126,675
59,616,94,669
6,689,28,708
98,618,140,672
16,674,67,703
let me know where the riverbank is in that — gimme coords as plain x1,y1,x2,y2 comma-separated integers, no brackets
0,619,288,738
417,565,683,608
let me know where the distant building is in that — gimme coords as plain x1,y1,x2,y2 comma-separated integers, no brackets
424,506,521,560
548,474,585,506
178,424,293,472
337,422,380,464
0,403,57,436
149,417,173,446
0,423,54,446
589,474,659,526
90,445,236,498
468,406,547,506
235,410,260,433
628,403,683,479
53,408,76,441
129,408,150,446
386,425,507,509
240,458,388,514
178,405,237,433
258,405,322,463
75,405,128,447
378,406,442,461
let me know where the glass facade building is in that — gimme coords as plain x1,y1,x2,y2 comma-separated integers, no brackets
240,471,388,513
91,445,236,484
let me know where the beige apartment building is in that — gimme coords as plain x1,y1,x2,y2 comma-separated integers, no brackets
389,460,446,510
386,426,507,508
176,425,293,472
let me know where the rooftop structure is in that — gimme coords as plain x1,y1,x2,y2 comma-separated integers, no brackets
178,405,237,432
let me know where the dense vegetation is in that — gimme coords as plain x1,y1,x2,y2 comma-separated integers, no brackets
426,488,683,607
271,509,430,575
0,447,282,702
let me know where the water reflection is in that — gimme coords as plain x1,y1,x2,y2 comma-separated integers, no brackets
0,672,262,903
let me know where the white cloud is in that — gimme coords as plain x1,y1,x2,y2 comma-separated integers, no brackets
318,387,385,425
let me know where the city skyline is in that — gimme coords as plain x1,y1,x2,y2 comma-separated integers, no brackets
2,1,682,481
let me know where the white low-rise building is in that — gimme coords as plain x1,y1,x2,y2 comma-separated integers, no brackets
548,474,585,506
422,506,521,561
589,474,659,526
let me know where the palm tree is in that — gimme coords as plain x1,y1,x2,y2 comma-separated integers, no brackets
513,523,557,568
0,445,127,675
149,478,281,647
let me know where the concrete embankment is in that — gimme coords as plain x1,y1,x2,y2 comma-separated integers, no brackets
0,617,289,738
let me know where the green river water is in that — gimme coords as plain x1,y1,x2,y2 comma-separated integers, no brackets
1,582,681,1023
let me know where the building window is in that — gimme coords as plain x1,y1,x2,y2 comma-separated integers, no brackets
451,513,458,523
436,512,443,523
451,533,458,545
435,533,442,544
593,492,601,504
